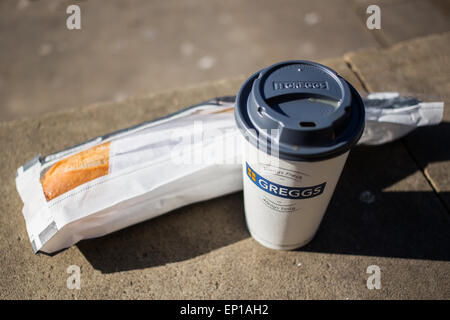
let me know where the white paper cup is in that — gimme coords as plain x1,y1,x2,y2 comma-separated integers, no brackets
235,61,365,250
242,138,349,249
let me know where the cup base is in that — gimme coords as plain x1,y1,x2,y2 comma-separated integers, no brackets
249,229,315,251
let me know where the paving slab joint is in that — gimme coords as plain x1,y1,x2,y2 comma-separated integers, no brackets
343,57,371,94
402,140,450,215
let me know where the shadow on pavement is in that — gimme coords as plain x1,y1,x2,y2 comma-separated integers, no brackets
79,122,450,273
77,192,249,273
303,121,450,261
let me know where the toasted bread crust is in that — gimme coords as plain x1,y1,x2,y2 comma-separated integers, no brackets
41,142,110,201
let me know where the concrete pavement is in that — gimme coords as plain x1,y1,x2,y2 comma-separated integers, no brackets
1,32,449,299
1,0,449,121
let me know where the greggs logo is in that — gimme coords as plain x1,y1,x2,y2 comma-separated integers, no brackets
246,162,326,200
273,81,328,90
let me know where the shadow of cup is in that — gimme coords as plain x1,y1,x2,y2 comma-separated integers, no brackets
302,123,450,261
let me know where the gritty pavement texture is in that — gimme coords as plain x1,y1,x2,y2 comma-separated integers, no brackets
1,33,450,299
1,0,450,121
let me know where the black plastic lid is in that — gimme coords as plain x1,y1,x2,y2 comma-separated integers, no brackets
235,60,365,161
